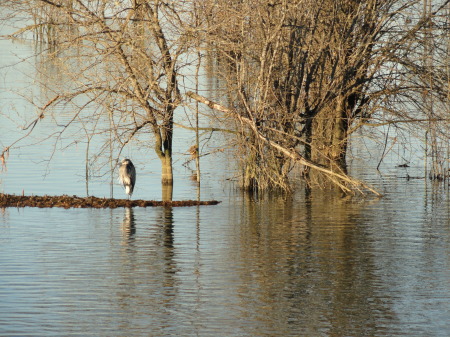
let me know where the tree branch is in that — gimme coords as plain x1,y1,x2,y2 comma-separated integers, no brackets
186,91,381,196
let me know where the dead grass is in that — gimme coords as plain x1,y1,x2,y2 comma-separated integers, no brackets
0,194,220,209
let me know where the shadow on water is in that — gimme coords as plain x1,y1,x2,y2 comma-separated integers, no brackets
2,182,450,336
121,207,136,241
230,189,394,336
160,206,176,272
112,183,450,336
114,205,179,335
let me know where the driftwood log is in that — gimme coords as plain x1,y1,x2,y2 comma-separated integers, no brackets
0,194,220,209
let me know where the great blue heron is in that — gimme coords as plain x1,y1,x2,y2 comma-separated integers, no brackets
119,159,136,199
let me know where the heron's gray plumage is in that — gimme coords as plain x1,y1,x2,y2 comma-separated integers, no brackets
119,159,136,198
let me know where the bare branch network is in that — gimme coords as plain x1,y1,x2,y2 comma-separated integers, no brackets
1,0,449,195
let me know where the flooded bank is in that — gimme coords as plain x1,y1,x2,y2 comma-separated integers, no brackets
0,193,220,208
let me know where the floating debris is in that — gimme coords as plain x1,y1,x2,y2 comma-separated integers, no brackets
0,194,220,209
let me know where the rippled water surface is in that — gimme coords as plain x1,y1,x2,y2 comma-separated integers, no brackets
2,22,450,337
2,182,450,336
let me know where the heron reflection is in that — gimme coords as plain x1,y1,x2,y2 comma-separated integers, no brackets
121,207,136,240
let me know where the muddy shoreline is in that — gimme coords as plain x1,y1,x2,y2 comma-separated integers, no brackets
0,194,220,209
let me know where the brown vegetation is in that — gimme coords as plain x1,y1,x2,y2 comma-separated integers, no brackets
201,0,450,192
1,0,449,196
0,193,220,209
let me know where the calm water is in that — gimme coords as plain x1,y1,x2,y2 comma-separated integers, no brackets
1,182,450,336
2,23,450,337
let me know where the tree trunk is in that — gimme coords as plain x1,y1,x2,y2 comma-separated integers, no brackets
161,182,173,202
161,154,173,186
311,97,350,175
161,153,173,201
329,97,349,173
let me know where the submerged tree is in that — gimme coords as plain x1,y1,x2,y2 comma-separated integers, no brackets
1,0,196,198
2,0,450,196
196,0,450,193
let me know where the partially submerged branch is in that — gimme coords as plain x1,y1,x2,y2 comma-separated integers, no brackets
187,91,381,196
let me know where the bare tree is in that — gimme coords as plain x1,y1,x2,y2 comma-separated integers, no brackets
2,0,450,197
1,0,197,198
196,0,450,193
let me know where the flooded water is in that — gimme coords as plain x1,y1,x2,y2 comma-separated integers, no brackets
2,23,450,337
1,182,450,336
